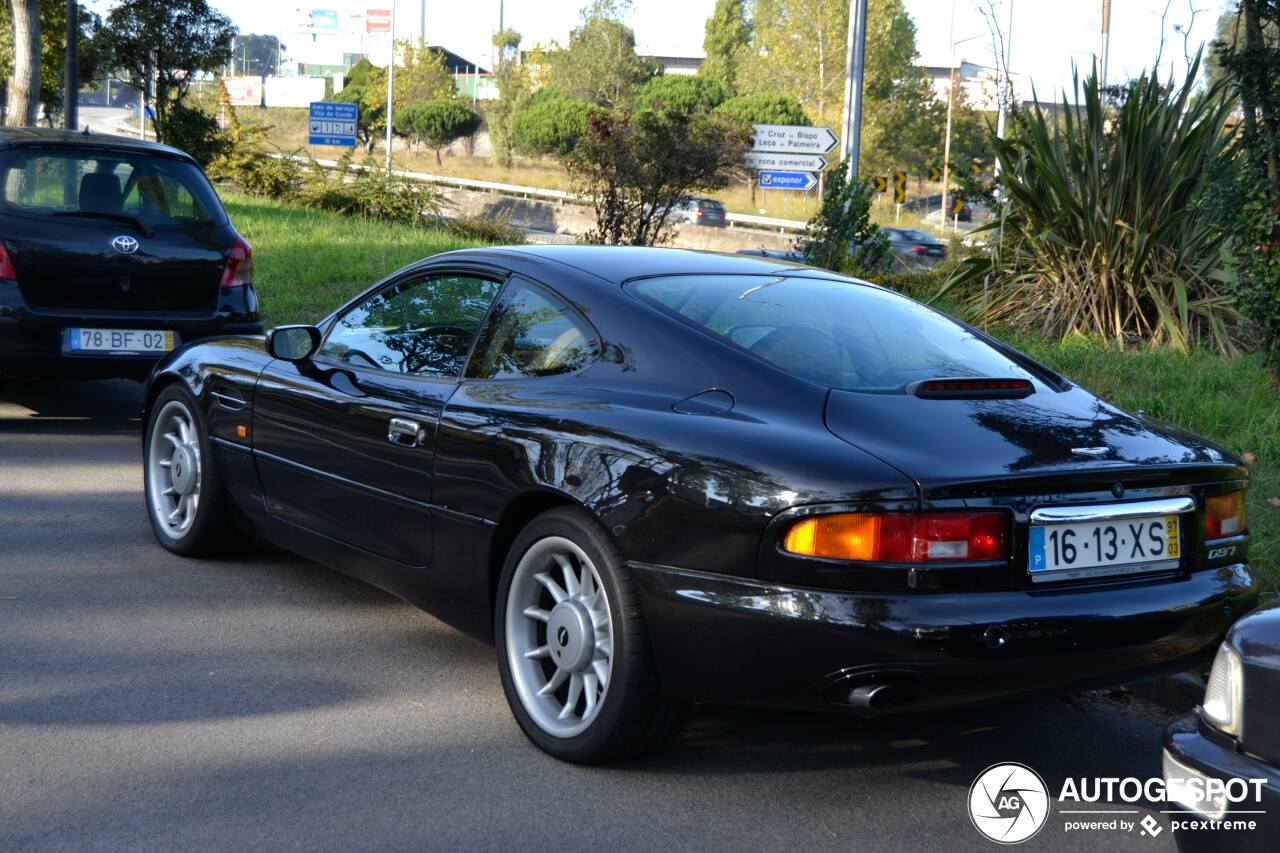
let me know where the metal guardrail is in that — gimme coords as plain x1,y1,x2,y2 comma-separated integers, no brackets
308,156,809,235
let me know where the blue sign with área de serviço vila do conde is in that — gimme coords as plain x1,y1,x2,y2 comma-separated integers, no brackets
758,171,817,191
308,101,357,147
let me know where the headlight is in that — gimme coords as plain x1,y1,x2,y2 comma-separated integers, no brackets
1201,642,1243,736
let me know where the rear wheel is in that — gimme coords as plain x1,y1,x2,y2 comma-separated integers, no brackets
496,507,686,763
143,384,243,556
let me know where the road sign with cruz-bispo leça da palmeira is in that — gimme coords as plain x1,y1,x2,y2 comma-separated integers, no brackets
751,125,839,155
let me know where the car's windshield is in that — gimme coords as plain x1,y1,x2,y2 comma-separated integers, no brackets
627,274,1046,393
0,148,227,230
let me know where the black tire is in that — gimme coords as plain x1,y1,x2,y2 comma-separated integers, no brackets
495,507,687,763
143,383,244,557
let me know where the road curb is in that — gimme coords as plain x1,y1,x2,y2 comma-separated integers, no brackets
1125,671,1206,715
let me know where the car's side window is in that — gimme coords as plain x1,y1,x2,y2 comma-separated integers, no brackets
467,281,597,379
319,274,502,377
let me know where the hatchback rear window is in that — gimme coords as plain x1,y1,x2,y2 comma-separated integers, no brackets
627,275,1047,393
0,149,227,230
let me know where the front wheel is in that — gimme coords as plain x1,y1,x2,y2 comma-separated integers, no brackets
143,384,244,556
495,507,686,763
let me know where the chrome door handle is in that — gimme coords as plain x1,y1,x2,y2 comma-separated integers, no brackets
387,417,425,447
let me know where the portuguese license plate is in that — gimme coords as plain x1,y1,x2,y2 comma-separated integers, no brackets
1029,511,1181,583
71,328,174,355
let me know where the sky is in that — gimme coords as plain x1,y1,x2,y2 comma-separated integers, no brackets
84,0,1228,103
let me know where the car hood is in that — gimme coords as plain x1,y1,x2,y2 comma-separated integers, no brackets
824,385,1237,497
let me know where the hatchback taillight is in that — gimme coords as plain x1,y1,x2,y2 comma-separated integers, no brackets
0,234,16,280
1205,491,1246,540
219,235,254,290
782,511,1010,562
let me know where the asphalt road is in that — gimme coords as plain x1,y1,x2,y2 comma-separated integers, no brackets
1,378,1189,852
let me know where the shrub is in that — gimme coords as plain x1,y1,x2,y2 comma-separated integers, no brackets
293,150,450,227
941,61,1242,353
206,111,300,198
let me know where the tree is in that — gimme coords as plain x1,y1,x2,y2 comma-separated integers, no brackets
701,0,752,96
232,33,280,77
512,90,590,160
569,104,750,245
96,0,234,139
715,93,810,125
328,85,374,149
549,0,653,108
633,75,728,115
395,99,481,165
800,164,888,274
4,0,39,125
361,38,456,141
2,0,104,125
1214,2,1280,363
486,28,533,168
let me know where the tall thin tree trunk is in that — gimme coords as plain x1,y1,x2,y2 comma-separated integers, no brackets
6,0,42,125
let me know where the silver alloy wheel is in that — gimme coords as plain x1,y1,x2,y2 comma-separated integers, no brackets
146,399,202,540
504,535,614,738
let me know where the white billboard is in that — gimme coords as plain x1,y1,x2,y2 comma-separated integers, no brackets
265,76,327,108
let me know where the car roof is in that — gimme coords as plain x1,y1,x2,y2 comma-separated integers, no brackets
433,244,825,283
0,126,195,161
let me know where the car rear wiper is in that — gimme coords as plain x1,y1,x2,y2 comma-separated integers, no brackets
52,210,155,238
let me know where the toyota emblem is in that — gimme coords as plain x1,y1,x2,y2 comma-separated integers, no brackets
111,235,139,254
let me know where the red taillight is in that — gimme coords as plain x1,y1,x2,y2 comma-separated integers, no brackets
911,245,927,254
1205,491,1246,540
695,210,705,218
782,512,1010,562
0,234,16,280
219,235,254,290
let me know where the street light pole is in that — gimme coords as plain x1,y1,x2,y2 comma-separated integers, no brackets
839,0,868,183
386,0,396,169
939,21,984,227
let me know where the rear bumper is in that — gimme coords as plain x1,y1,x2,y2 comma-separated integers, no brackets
1163,715,1280,851
0,279,262,379
629,561,1259,712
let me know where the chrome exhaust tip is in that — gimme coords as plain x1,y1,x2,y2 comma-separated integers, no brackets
847,683,898,710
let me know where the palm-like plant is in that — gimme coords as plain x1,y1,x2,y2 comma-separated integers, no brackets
941,58,1242,353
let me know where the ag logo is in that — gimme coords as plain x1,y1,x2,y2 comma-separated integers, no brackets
969,763,1050,844
111,235,139,254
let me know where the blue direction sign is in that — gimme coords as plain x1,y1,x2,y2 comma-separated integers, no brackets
758,170,817,191
308,101,357,147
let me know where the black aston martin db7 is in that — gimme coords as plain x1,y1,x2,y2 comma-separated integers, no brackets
143,246,1258,763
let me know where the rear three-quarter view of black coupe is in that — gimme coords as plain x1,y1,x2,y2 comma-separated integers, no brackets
141,245,1258,763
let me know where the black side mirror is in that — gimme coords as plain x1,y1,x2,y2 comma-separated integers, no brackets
266,325,321,362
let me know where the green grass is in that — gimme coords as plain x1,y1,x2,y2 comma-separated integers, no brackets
224,190,1280,593
221,191,486,327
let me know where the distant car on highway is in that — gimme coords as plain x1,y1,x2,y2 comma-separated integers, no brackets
882,227,948,270
669,196,727,227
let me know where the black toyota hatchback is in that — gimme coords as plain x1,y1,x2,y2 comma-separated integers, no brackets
0,128,261,380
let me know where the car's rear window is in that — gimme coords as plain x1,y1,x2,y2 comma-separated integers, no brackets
0,148,227,230
627,275,1046,393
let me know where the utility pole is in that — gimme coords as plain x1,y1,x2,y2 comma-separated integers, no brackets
994,0,1014,177
839,0,868,183
386,0,396,169
64,0,78,131
1100,0,1111,89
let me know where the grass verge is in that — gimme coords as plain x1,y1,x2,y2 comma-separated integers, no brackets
222,191,487,327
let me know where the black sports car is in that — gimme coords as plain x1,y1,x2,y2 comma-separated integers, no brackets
142,245,1258,763
0,128,261,380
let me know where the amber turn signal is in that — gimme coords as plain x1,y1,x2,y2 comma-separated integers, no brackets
783,511,1010,563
